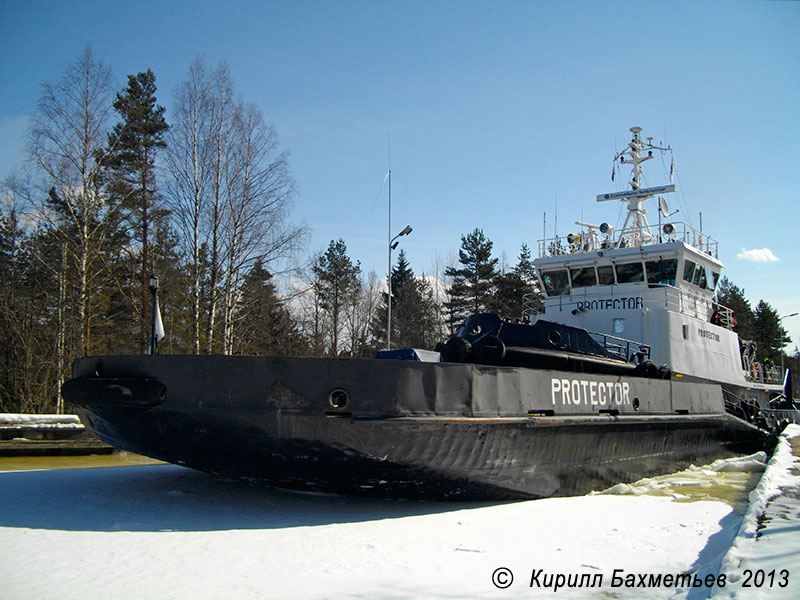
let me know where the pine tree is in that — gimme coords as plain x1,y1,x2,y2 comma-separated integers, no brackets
444,228,498,328
715,276,755,341
753,300,791,362
491,243,543,319
105,69,169,351
312,239,361,356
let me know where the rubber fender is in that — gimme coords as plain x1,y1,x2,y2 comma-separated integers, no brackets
443,337,472,363
475,336,506,364
635,360,659,378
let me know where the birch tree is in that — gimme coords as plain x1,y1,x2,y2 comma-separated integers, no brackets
29,46,116,358
167,58,306,354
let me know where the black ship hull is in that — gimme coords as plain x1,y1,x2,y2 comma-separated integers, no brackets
63,354,771,500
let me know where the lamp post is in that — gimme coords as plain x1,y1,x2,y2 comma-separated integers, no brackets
148,274,159,355
387,225,413,350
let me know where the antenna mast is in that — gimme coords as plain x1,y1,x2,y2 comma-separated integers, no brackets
597,126,675,248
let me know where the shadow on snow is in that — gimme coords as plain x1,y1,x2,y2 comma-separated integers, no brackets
0,464,504,533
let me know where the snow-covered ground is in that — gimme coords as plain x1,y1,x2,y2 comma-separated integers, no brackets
0,426,798,600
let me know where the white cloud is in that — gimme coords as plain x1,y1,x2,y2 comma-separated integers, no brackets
737,247,779,263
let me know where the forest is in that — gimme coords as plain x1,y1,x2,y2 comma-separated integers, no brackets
0,48,795,414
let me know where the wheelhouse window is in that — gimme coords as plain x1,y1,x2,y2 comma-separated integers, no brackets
683,260,696,284
569,266,597,287
683,259,720,291
597,265,615,285
645,258,678,287
692,264,707,289
707,268,720,291
541,269,570,296
615,262,644,284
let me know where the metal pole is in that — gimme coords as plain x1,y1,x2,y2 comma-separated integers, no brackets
149,275,159,355
387,170,392,350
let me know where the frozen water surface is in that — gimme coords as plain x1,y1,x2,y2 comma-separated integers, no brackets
0,426,797,599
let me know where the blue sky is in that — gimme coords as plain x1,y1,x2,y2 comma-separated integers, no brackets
1,0,799,347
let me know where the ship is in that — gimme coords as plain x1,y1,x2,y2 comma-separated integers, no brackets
61,127,798,500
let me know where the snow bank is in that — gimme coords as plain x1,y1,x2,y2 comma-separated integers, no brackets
0,413,82,425
711,424,800,599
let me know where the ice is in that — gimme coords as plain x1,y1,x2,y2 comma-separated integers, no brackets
0,427,798,599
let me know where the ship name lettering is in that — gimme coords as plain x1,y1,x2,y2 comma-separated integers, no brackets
575,297,644,312
697,328,720,342
551,378,630,406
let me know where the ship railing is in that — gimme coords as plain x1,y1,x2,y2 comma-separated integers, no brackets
588,331,651,363
744,363,785,386
537,221,718,258
649,286,737,331
521,292,543,320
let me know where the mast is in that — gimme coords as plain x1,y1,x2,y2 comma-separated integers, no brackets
597,126,675,248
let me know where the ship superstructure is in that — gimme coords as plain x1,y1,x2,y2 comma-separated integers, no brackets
531,127,793,427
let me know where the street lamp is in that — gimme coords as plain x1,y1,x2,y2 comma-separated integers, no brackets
387,225,413,350
148,274,159,355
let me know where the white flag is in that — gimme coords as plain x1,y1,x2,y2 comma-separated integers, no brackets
154,295,165,341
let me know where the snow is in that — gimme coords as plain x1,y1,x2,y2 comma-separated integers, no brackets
710,424,800,599
0,413,82,425
0,427,798,599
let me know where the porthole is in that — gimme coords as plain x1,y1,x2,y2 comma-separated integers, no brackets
328,388,350,410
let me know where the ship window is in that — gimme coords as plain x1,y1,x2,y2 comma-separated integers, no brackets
708,268,720,290
645,258,677,287
683,260,696,283
597,265,615,285
541,269,570,296
692,264,707,289
615,262,644,283
570,266,597,287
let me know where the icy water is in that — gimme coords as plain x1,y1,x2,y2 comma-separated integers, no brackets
0,451,766,507
597,452,768,508
0,452,164,472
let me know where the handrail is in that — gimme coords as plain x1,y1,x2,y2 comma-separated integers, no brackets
537,221,718,258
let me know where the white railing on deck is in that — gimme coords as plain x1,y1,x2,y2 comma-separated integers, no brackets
538,221,718,258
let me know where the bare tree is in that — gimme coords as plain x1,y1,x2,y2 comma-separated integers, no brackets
165,58,210,354
345,270,381,357
166,58,307,354
220,103,305,354
28,46,116,358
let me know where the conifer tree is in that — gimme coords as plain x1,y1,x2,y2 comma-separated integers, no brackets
715,276,756,341
444,228,498,328
312,239,361,356
374,250,439,349
490,243,543,318
753,300,791,362
236,261,305,356
105,69,169,350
